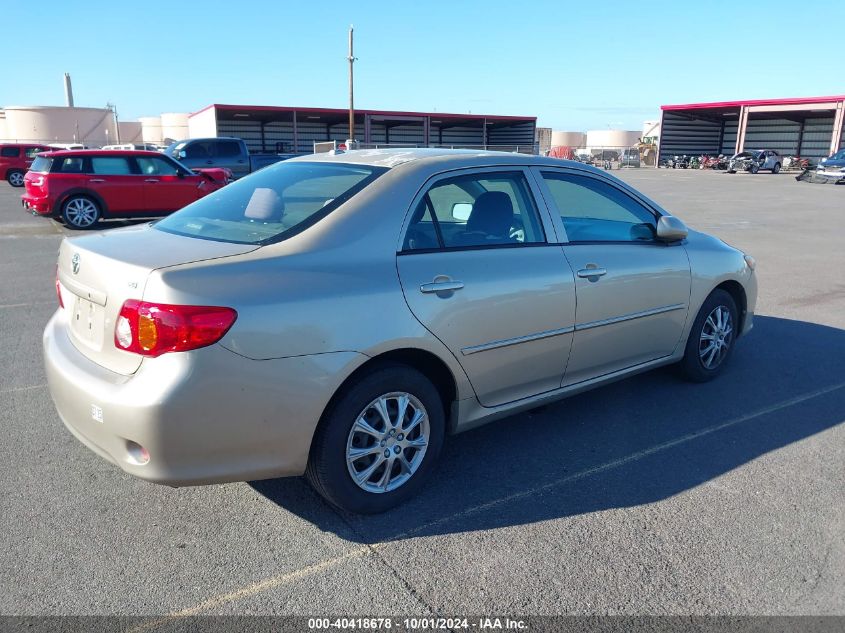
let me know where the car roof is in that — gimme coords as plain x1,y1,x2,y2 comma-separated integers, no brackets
289,147,601,171
37,149,165,158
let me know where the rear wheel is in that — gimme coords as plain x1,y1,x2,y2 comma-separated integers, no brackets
7,170,24,187
61,195,101,229
772,162,781,174
306,363,445,514
679,289,739,382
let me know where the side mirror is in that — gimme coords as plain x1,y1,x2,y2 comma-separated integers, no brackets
452,202,472,221
656,215,688,241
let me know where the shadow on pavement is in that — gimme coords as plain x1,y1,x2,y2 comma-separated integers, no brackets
250,315,845,543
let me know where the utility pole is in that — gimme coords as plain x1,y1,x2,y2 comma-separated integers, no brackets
107,102,120,144
347,25,356,143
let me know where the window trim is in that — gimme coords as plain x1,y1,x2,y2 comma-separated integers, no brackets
532,166,669,245
397,166,556,255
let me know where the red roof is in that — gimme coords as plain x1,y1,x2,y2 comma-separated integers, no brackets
662,95,845,111
190,103,535,122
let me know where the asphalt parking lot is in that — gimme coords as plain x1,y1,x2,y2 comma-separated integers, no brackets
0,169,842,621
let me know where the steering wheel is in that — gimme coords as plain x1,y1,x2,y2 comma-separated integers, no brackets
509,217,525,242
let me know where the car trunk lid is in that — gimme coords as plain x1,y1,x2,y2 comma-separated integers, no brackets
56,223,257,375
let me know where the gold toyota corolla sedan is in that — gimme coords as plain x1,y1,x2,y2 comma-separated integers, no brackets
44,149,757,513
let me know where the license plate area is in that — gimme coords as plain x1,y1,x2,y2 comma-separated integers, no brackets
70,296,106,350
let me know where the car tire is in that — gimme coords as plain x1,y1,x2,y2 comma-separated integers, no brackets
61,195,101,229
679,289,739,383
772,162,781,174
306,363,446,514
7,170,25,187
750,164,759,174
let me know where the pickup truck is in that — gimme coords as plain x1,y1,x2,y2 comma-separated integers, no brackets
1,143,54,187
164,137,295,179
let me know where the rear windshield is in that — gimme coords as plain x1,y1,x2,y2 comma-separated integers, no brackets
154,161,388,245
30,156,53,173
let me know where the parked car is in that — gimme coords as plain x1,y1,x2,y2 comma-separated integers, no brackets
728,149,781,174
21,150,231,229
619,148,641,168
44,149,757,513
102,143,161,151
164,137,295,180
816,148,845,174
0,143,54,187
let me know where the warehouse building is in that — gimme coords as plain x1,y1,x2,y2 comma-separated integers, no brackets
187,104,538,154
658,95,845,163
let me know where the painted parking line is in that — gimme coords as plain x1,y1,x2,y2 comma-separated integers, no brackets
389,380,845,540
125,547,373,633
126,381,845,628
0,384,47,395
0,301,55,309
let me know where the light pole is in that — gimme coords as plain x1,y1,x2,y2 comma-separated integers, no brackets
347,25,357,144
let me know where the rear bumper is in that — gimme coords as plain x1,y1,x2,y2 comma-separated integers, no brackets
21,194,53,215
43,309,366,486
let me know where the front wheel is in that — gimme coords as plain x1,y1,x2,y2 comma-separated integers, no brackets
750,164,759,174
61,195,101,229
306,363,445,514
679,289,739,382
7,170,25,187
772,162,781,174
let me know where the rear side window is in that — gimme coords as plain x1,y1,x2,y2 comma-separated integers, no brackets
403,171,545,250
30,156,52,173
56,157,86,173
1,147,19,157
91,157,133,175
215,141,242,157
154,161,387,245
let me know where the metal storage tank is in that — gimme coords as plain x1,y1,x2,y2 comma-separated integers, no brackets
139,116,163,144
1,105,117,145
0,111,7,141
551,131,586,148
160,112,189,143
586,129,641,149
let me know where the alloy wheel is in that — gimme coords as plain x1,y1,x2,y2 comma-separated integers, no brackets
64,198,98,228
8,172,24,187
345,392,430,494
699,305,733,370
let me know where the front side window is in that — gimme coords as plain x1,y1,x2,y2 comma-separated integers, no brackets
25,147,46,158
215,141,242,157
184,141,214,159
154,161,386,245
403,171,545,250
541,172,656,243
136,156,179,176
91,157,133,175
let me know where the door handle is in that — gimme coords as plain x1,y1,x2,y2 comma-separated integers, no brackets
144,178,159,183
577,267,607,280
89,178,105,183
420,280,464,294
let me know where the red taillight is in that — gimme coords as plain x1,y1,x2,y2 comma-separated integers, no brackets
114,300,237,357
55,266,64,309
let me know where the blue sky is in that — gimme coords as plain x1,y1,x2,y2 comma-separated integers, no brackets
2,0,842,131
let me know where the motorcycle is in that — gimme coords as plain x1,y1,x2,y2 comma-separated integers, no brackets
689,156,701,169
672,154,690,169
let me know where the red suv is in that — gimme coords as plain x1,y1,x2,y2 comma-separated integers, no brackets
1,143,54,187
21,150,231,229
